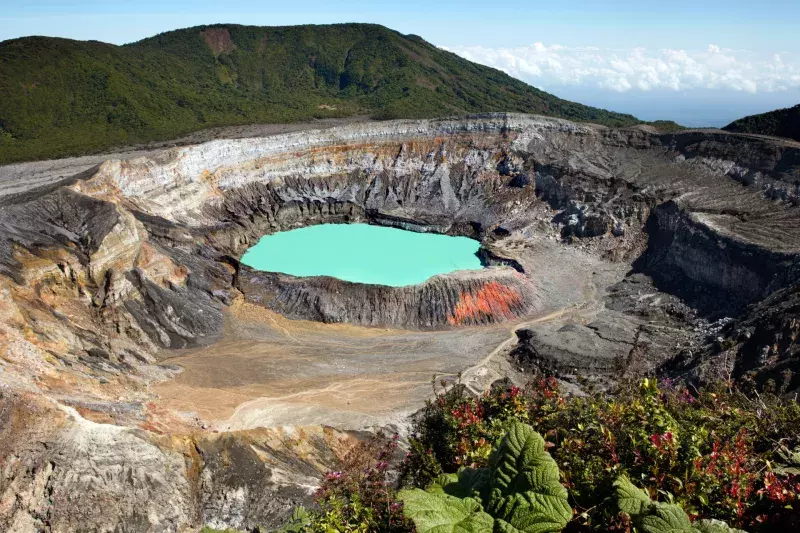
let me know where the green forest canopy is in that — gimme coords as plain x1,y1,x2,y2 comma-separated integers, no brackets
0,23,676,165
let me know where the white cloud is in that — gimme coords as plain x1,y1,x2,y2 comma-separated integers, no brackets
443,43,800,94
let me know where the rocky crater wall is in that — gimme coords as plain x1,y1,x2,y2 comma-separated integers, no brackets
637,201,800,316
239,266,536,329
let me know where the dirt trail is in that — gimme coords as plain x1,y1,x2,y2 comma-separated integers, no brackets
459,307,576,393
459,272,603,394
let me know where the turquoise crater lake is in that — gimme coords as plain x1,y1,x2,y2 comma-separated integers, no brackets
240,224,485,287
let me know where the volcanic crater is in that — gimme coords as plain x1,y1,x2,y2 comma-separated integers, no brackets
2,113,800,531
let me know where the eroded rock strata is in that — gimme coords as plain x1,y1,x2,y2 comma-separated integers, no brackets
239,267,535,328
1,114,800,531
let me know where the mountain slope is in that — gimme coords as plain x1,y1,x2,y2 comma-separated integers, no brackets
723,103,800,142
1,23,644,165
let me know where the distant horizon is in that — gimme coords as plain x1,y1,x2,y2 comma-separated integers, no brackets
2,1,798,127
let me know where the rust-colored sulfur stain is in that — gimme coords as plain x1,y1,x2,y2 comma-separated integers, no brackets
135,242,189,288
138,401,197,434
448,281,523,326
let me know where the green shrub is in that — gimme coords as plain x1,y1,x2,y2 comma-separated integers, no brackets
397,423,747,533
400,378,800,531
399,421,571,533
284,432,414,533
400,379,533,476
613,476,746,533
286,377,800,531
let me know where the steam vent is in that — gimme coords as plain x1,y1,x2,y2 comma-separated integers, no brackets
2,113,800,531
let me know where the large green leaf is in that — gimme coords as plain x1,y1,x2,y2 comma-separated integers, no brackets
775,446,800,475
486,422,571,533
429,473,461,494
613,477,748,533
694,519,747,533
457,467,492,502
492,517,549,533
429,468,492,501
399,488,495,533
632,503,748,533
613,476,653,517
639,502,696,533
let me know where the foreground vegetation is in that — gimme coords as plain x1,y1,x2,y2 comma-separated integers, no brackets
1,23,666,165
285,377,800,532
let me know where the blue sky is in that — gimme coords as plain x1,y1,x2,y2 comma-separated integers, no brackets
2,1,799,126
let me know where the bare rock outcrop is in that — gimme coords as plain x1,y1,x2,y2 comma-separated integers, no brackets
0,391,358,533
239,266,537,329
